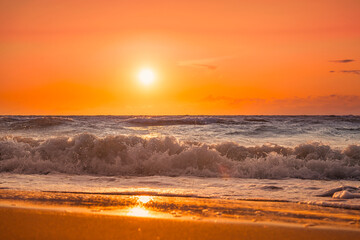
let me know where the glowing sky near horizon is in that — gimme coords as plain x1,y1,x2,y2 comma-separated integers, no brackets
0,0,360,115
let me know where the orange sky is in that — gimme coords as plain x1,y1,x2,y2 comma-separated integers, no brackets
1,0,360,115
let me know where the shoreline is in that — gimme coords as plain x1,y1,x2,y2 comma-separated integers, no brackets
1,189,360,225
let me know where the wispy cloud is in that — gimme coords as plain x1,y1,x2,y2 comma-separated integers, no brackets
330,70,360,75
340,70,360,75
189,64,217,70
178,56,232,70
329,59,355,63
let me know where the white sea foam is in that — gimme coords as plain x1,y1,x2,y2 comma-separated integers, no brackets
332,190,360,199
1,133,359,179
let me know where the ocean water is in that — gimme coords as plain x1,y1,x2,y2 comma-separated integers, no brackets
1,115,360,209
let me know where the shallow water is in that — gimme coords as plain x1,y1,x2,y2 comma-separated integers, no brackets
1,173,360,210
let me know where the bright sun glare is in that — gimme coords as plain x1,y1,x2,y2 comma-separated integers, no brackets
138,68,155,86
138,196,152,204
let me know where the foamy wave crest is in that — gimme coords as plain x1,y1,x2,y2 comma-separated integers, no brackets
0,134,359,179
4,116,74,130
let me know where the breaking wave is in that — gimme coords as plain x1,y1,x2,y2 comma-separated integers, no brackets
0,134,360,179
0,116,73,130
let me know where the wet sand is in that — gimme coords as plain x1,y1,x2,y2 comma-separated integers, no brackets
1,204,360,240
1,189,360,239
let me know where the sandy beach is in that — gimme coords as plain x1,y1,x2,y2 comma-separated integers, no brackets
1,189,360,240
1,204,360,240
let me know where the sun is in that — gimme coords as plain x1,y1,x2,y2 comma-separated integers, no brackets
138,68,155,86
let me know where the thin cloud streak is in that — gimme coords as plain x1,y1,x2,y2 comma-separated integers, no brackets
330,70,360,75
329,59,355,63
340,70,360,75
178,56,232,70
190,64,217,70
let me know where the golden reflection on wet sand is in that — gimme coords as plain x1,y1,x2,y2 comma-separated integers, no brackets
125,196,157,217
137,196,153,204
1,189,360,229
126,206,151,217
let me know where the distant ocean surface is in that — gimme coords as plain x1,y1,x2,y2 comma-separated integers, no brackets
1,115,360,209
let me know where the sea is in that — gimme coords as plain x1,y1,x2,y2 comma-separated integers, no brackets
1,115,360,210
